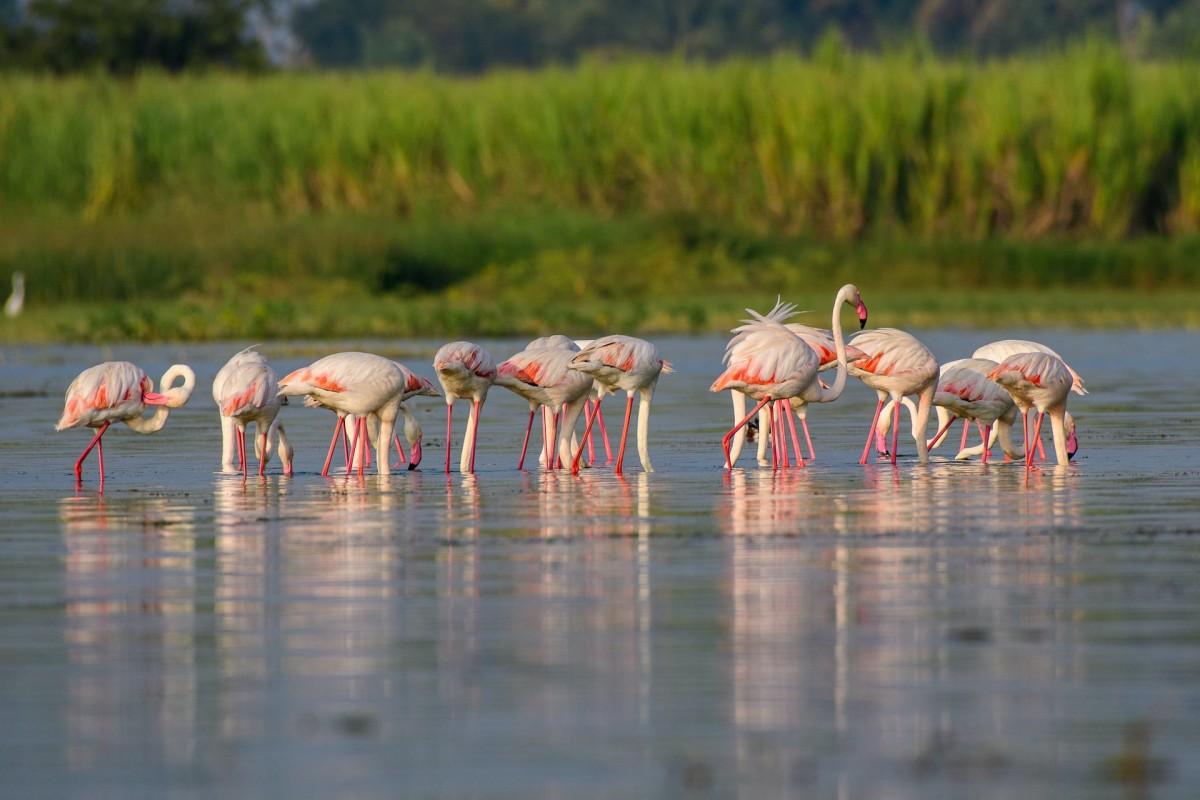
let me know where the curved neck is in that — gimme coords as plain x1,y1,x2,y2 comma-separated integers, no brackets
815,286,850,403
127,405,171,433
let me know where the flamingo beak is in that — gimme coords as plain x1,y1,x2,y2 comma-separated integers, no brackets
856,300,869,330
408,439,422,470
1066,429,1078,460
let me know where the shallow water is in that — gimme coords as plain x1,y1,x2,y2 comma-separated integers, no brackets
2,331,1199,799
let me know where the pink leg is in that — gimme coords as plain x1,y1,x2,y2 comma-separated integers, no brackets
771,401,784,470
1028,411,1046,470
584,400,595,466
555,407,564,470
979,422,992,464
444,403,454,474
960,418,970,451
859,399,885,465
890,398,901,465
1022,410,1031,463
572,399,602,474
615,395,634,476
342,418,352,472
238,428,247,477
929,414,957,451
96,432,106,481
801,417,815,461
722,396,773,469
393,435,407,467
1036,437,1047,462
357,417,367,477
321,416,340,477
468,400,481,473
517,408,536,470
596,402,613,465
542,407,551,471
785,405,804,467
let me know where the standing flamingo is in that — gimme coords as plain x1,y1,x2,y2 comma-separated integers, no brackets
495,344,593,470
56,361,196,486
569,336,671,475
973,339,1087,396
434,342,495,474
213,346,292,477
926,358,1020,464
727,313,868,466
714,286,866,469
988,352,1078,467
848,328,938,465
278,352,407,476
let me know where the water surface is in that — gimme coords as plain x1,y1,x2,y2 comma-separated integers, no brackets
2,331,1198,799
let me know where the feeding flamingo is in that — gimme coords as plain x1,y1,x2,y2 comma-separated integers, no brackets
848,328,939,465
495,343,593,470
987,352,1078,467
434,342,496,474
926,358,1020,464
56,361,196,487
213,346,292,477
713,285,866,470
973,339,1087,396
278,352,408,476
727,314,868,466
569,336,671,475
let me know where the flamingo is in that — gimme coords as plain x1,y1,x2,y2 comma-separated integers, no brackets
848,328,939,465
987,352,1078,467
713,286,865,469
213,346,292,477
506,336,584,469
727,313,868,466
383,362,440,469
495,344,593,470
56,361,196,486
926,358,1020,464
277,352,407,476
4,271,23,318
434,342,496,474
569,336,671,475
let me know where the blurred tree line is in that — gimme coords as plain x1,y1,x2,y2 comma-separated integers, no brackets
3,0,1200,73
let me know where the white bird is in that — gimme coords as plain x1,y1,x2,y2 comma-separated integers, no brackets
4,271,24,318
213,346,292,477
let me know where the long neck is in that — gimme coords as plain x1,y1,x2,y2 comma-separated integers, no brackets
127,404,171,433
815,287,850,403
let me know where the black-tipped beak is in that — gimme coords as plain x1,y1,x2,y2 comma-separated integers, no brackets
408,462,418,471
856,301,869,330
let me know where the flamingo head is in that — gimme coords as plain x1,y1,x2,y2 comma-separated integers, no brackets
403,410,423,470
841,283,868,329
1065,412,1078,460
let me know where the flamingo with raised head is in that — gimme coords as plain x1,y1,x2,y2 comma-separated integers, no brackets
714,286,866,470
848,328,939,465
278,352,406,476
926,358,1020,464
434,342,495,474
56,361,196,486
988,352,1078,467
213,346,292,477
727,310,868,466
495,343,593,470
569,336,671,475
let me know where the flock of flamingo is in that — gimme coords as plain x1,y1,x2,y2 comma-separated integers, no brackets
55,283,1085,487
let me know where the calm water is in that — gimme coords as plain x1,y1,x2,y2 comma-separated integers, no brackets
2,331,1199,799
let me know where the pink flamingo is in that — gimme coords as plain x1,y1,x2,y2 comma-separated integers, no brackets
848,328,939,465
926,358,1020,464
727,312,868,466
572,339,615,466
495,343,593,470
383,362,440,469
56,361,196,487
434,342,495,474
569,336,671,475
714,287,865,469
213,347,292,477
278,352,407,476
987,352,1078,467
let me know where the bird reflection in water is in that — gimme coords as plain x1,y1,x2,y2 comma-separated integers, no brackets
58,494,198,773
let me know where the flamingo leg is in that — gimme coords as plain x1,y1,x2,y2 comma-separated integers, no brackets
960,418,970,451
928,414,958,452
555,407,564,470
722,396,773,469
517,408,536,470
96,431,106,482
321,417,340,479
357,417,367,478
342,418,352,472
572,399,602,474
257,428,267,477
771,401,783,470
541,407,551,470
595,401,613,465
444,403,454,474
393,435,407,467
890,398,901,465
614,394,634,476
859,399,885,465
468,400,482,473
1036,436,1047,462
785,405,804,467
584,400,596,465
1022,410,1031,463
1027,412,1046,471
979,422,992,464
238,428,247,477
801,417,815,461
